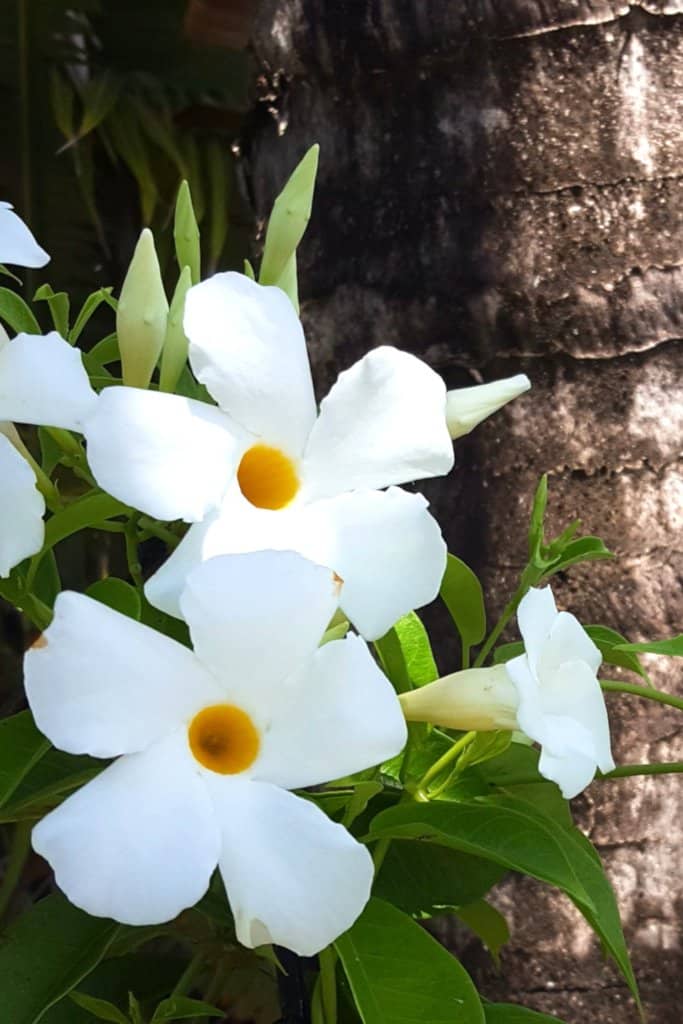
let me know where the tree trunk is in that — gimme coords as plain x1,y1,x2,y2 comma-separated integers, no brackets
246,3,683,1021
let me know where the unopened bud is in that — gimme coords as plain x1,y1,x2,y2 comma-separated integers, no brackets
446,374,530,440
159,266,192,394
174,181,201,285
399,665,519,732
117,229,169,389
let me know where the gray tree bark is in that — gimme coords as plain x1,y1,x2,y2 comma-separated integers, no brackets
247,3,683,1021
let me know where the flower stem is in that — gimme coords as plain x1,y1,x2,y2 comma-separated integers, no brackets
416,730,477,796
124,517,144,589
599,762,683,780
318,947,338,1024
601,679,683,714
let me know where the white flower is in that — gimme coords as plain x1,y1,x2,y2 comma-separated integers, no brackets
0,201,49,268
445,374,530,439
505,586,614,798
0,430,44,577
400,585,614,799
25,550,407,953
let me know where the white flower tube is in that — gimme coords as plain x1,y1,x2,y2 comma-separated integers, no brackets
445,374,530,440
0,433,44,577
401,586,614,799
25,550,407,954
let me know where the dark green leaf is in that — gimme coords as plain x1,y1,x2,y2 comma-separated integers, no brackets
0,742,102,824
492,642,524,665
616,635,683,657
440,554,486,659
374,841,506,917
70,289,116,345
546,536,612,574
0,894,121,1024
335,898,485,1024
68,992,129,1024
77,70,123,140
151,996,224,1022
484,1003,567,1023
33,284,70,336
0,712,50,811
584,626,649,682
0,286,42,334
87,578,141,620
32,549,61,608
455,899,509,966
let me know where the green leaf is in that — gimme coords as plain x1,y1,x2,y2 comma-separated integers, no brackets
616,635,683,657
369,800,638,1008
335,898,485,1024
69,992,129,1024
206,138,230,270
83,332,120,374
31,549,61,609
545,536,612,574
151,996,224,1022
33,284,70,336
459,731,512,771
244,259,255,280
0,286,41,334
455,899,509,967
484,1004,567,1023
492,642,524,665
44,493,130,551
87,578,141,620
76,70,123,140
70,288,116,345
374,612,438,694
49,67,76,142
259,145,319,287
584,625,649,682
440,554,486,662
374,841,506,917
0,712,50,811
0,894,121,1024
0,743,101,824
527,475,548,562
342,781,383,828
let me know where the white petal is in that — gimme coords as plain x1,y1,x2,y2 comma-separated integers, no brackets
25,591,222,757
538,748,598,800
301,346,454,500
84,387,247,522
0,202,49,268
185,273,316,455
207,779,373,955
0,434,44,576
0,332,97,430
255,634,407,789
145,515,217,617
538,611,602,678
179,550,341,716
32,731,220,925
516,586,558,674
295,487,447,640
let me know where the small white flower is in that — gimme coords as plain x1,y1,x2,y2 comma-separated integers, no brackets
25,550,407,953
0,431,44,577
0,201,49,268
506,586,615,798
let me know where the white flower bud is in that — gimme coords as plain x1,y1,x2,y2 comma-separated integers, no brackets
445,374,530,439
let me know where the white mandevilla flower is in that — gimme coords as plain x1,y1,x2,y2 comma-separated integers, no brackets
400,585,614,798
0,200,49,268
24,550,407,954
0,274,529,639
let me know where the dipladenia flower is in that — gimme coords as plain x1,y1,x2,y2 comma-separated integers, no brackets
0,201,49,268
400,586,614,798
0,274,529,639
0,430,44,576
25,550,407,953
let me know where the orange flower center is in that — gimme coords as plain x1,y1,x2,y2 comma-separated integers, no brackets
237,443,300,510
188,704,260,775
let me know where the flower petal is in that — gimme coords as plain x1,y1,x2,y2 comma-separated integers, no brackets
0,434,44,577
84,387,248,522
301,346,454,499
516,586,558,674
25,591,222,757
32,731,220,925
179,550,341,715
0,202,49,268
185,273,316,455
295,487,447,640
207,779,373,955
0,332,97,430
255,633,406,789
539,611,602,678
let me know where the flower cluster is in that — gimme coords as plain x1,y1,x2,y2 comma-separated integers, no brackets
0,201,618,958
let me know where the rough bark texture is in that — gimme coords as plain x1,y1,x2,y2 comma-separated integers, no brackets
247,2,683,1021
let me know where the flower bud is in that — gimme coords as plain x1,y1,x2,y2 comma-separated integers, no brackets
117,229,169,389
174,181,201,285
399,665,519,731
159,266,192,393
445,374,530,440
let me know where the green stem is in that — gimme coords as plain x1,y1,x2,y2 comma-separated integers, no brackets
0,821,32,921
601,680,683,714
599,762,683,780
124,518,144,589
44,427,83,459
473,567,540,668
137,516,182,548
318,947,338,1024
416,731,477,795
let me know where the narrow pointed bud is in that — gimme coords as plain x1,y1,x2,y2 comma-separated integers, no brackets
174,180,201,285
159,266,193,393
399,665,519,732
117,229,169,389
445,374,531,440
259,144,319,288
